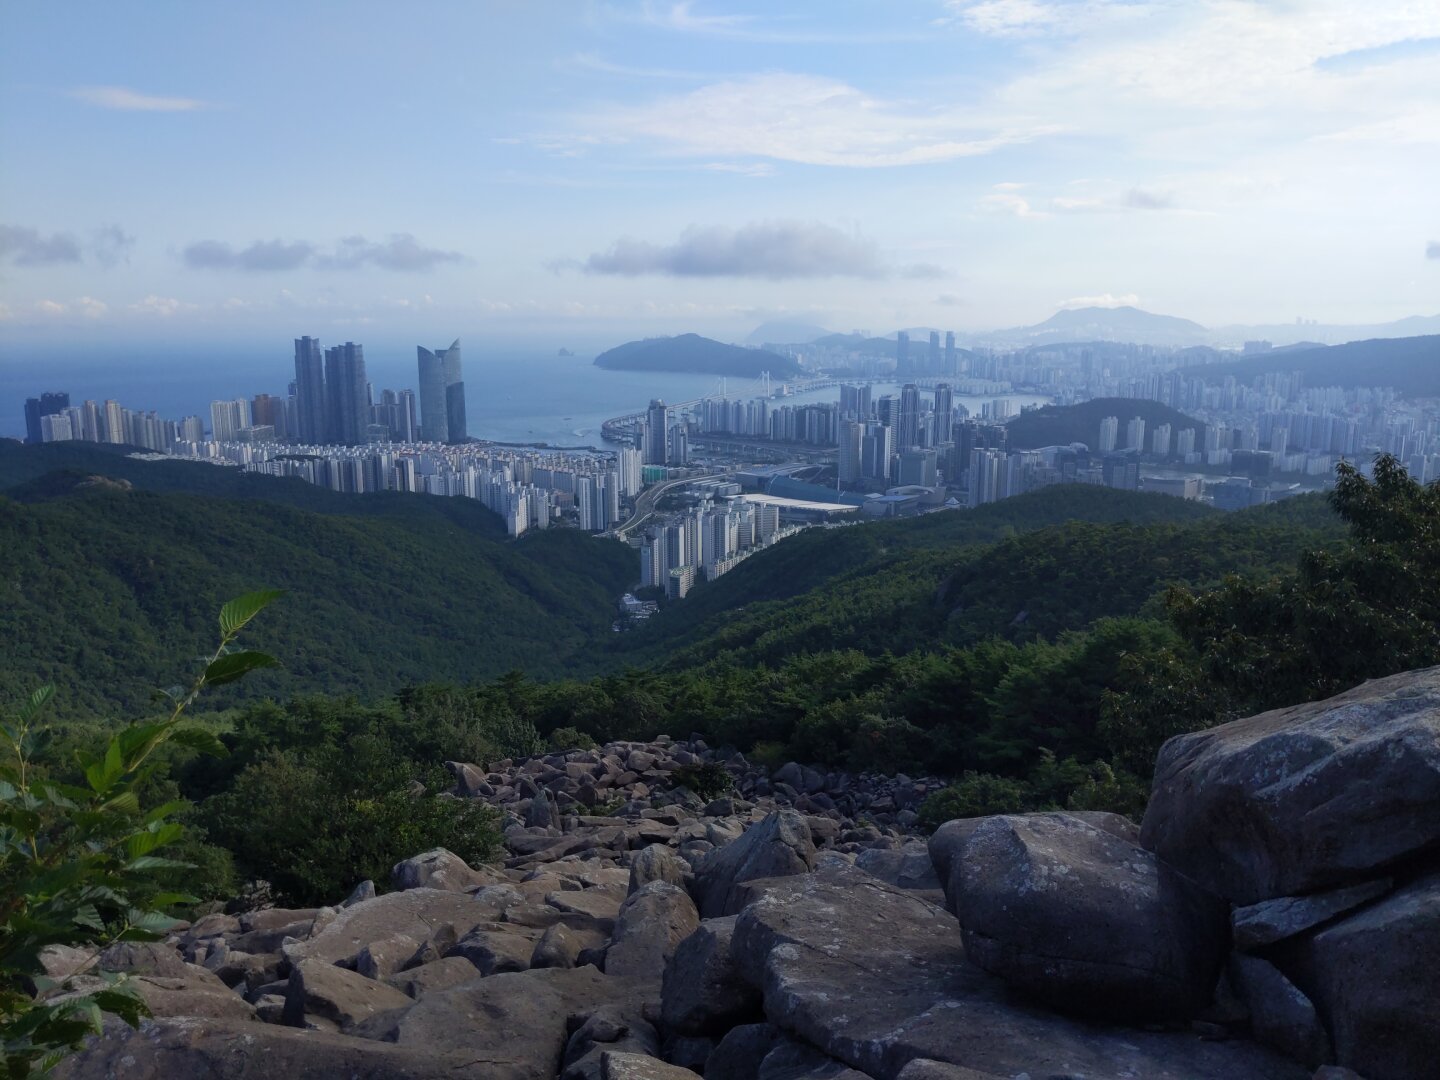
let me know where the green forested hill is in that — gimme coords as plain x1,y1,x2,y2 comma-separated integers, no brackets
0,478,633,719
1005,398,1207,450
1178,335,1440,396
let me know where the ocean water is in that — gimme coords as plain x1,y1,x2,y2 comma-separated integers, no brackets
0,343,1048,448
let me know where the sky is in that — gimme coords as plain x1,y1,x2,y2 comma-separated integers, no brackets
1,0,1438,351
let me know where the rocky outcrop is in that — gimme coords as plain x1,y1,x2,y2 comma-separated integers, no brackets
945,812,1228,1019
56,680,1440,1080
1141,666,1440,904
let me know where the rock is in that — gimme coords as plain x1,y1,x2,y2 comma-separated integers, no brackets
1230,955,1331,1069
605,882,699,981
854,841,941,893
253,993,287,1024
706,1023,786,1080
342,879,377,906
283,957,414,1030
730,861,1303,1080
386,955,482,999
759,1039,868,1079
564,1006,661,1080
350,966,641,1080
662,1035,715,1072
446,925,536,975
1141,667,1440,903
212,951,280,993
531,922,583,969
949,812,1228,1020
660,916,761,1036
37,944,97,983
96,940,190,979
352,932,422,980
895,1062,1005,1080
1285,870,1440,1080
548,887,625,929
392,848,499,892
694,810,816,918
129,973,259,1022
600,1051,698,1079
55,1016,492,1079
629,844,689,894
1232,879,1392,951
283,888,499,968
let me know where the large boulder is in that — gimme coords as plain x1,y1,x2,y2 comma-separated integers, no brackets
628,844,689,894
283,888,499,968
1229,955,1330,1070
605,882,699,981
730,862,1302,1080
284,957,414,1030
350,966,642,1080
694,810,815,918
1284,871,1440,1080
391,848,501,892
1141,667,1440,903
1232,878,1392,951
660,915,761,1035
948,812,1228,1019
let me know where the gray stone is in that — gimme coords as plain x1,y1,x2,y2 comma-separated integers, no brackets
854,840,941,893
350,966,642,1080
283,957,413,1030
1141,667,1440,903
950,812,1228,1020
629,843,689,894
895,1062,1004,1080
1230,955,1331,1069
96,940,190,978
694,810,816,918
386,956,482,999
1232,879,1392,951
660,916,761,1036
1286,871,1440,1080
731,862,1303,1080
342,879,377,906
531,922,583,969
352,932,422,980
759,1039,865,1079
564,1005,661,1080
129,973,259,1022
706,1023,786,1080
283,888,498,968
600,1052,699,1080
391,848,498,892
606,881,699,981
445,924,536,975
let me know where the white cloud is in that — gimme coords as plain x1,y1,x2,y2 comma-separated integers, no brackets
129,295,189,316
70,86,209,112
580,221,885,278
980,192,1046,218
565,73,1050,167
1058,292,1140,308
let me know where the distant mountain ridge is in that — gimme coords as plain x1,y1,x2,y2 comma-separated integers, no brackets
1005,398,1208,451
594,334,802,377
744,320,832,346
1178,335,1440,397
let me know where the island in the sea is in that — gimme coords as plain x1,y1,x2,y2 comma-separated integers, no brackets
593,333,803,378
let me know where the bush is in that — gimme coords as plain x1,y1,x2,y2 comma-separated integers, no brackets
547,726,597,752
918,772,1030,830
670,762,733,802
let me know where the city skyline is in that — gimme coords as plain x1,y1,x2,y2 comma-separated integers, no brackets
2,1,1438,351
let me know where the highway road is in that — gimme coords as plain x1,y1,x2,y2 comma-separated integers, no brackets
613,470,728,539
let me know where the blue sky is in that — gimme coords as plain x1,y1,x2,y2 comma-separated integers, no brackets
1,0,1438,348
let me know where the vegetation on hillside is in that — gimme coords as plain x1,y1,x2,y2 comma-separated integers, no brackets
592,333,801,377
1177,334,1440,396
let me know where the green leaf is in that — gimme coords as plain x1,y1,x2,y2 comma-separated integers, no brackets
20,684,55,722
166,727,229,758
203,650,280,687
218,589,284,637
124,856,192,871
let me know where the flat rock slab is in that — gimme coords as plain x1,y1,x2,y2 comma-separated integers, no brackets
55,1016,495,1079
731,864,1307,1080
284,888,504,968
1232,878,1392,951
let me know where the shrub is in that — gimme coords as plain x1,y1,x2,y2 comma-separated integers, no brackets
670,762,734,802
0,589,280,1075
547,726,597,752
918,772,1030,831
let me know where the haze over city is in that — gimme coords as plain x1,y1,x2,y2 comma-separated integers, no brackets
3,0,1439,351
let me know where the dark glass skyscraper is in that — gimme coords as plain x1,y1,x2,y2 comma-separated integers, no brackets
293,336,326,443
416,339,465,443
323,342,368,445
23,391,70,444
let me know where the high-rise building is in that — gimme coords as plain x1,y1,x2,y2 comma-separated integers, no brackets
103,400,125,443
1151,423,1172,457
1126,416,1146,452
928,331,941,373
899,448,938,487
896,331,910,374
324,342,368,445
1176,427,1196,458
209,398,251,442
417,339,465,443
898,383,921,451
293,336,326,444
837,420,864,483
23,392,70,444
252,394,288,441
969,448,1004,507
644,400,669,465
944,331,956,374
1098,415,1119,453
933,384,954,446
617,447,643,498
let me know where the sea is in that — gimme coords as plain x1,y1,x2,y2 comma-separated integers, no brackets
0,343,1050,449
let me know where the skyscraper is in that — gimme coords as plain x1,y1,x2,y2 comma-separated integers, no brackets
898,383,921,451
23,391,69,444
293,336,326,443
837,419,864,483
324,342,368,445
1098,416,1119,453
928,331,941,373
895,331,910,375
644,399,669,465
417,339,465,443
944,332,956,374
933,384,954,446
1126,416,1146,452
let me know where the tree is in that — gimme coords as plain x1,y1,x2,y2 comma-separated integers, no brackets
0,590,281,1076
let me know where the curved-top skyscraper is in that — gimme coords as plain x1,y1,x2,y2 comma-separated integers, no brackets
417,339,465,443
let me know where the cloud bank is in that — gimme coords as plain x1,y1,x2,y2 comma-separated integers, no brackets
182,234,464,272
0,224,136,267
69,86,209,111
